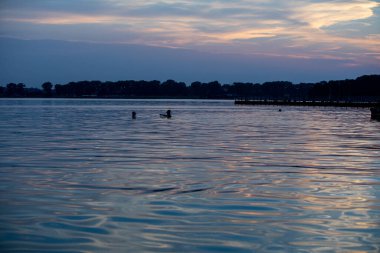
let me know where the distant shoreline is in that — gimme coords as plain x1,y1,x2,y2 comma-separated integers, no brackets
235,99,380,108
2,97,378,108
1,75,379,103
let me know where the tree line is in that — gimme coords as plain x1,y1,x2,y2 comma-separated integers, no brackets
1,75,379,101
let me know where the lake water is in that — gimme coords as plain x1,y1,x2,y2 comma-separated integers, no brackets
0,99,379,252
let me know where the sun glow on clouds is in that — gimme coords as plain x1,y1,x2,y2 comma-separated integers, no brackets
292,1,379,29
0,0,379,63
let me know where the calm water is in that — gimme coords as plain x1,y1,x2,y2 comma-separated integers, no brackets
0,99,379,252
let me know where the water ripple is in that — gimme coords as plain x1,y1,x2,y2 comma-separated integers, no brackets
0,99,379,252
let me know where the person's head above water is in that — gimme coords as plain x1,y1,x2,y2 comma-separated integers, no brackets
160,110,172,118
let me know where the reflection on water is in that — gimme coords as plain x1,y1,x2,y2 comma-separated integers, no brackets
0,99,379,252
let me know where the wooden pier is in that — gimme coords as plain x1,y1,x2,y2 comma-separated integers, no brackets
235,99,380,108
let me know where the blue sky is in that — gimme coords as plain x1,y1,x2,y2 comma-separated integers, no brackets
0,0,379,86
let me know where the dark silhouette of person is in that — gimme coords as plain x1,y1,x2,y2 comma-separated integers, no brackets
160,110,171,118
132,111,136,119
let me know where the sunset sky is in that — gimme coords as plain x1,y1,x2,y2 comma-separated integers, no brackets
1,0,379,86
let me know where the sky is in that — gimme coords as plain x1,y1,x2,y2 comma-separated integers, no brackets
0,0,380,86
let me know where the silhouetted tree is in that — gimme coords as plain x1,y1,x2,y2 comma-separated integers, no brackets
206,81,224,98
190,81,203,97
233,82,254,98
42,82,53,97
54,84,63,96
161,79,187,97
189,81,225,98
6,83,25,97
